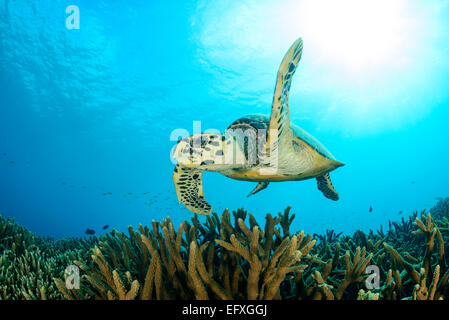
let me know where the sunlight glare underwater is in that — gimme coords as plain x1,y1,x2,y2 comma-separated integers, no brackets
194,0,447,135
300,0,409,70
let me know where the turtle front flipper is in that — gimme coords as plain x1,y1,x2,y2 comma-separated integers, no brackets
316,173,339,201
247,182,269,197
173,165,212,215
265,38,304,164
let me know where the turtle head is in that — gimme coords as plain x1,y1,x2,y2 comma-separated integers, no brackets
172,133,228,171
172,133,252,172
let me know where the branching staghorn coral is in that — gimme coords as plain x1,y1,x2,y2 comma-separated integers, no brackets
431,197,449,221
51,203,449,300
215,219,314,300
0,214,98,299
53,206,382,300
2,197,449,300
56,207,315,300
382,212,449,299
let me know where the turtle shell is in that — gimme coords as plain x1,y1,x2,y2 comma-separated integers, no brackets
228,113,336,160
227,114,269,134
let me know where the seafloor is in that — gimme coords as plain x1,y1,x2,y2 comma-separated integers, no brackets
1,198,449,300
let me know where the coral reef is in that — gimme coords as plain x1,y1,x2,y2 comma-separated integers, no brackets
2,197,449,300
0,214,98,299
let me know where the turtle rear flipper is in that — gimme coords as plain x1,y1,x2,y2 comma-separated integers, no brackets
247,182,269,197
173,165,212,215
316,173,339,201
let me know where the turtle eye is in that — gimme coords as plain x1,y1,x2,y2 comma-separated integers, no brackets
182,146,191,154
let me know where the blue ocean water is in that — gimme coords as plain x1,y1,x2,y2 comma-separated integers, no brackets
0,0,448,239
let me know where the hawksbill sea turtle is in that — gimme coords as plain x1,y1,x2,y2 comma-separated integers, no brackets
172,37,344,215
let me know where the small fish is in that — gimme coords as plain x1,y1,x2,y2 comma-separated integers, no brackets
398,210,403,215
411,181,416,184
81,186,87,189
369,205,373,213
102,225,109,230
9,161,14,164
102,192,112,196
85,228,95,235
142,192,150,195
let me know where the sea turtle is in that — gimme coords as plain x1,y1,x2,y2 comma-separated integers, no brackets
172,37,344,215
